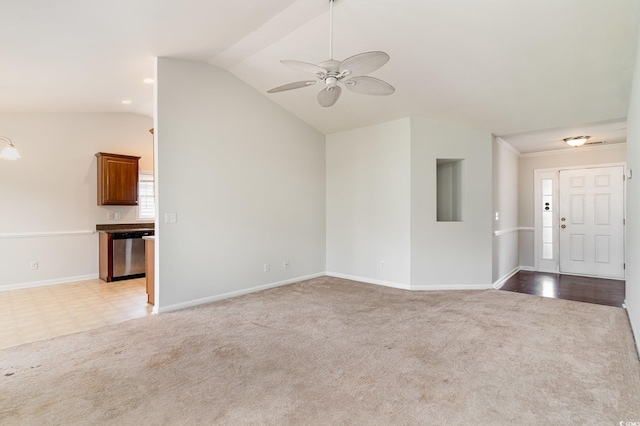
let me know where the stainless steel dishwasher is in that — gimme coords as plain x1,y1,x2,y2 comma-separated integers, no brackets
112,231,153,280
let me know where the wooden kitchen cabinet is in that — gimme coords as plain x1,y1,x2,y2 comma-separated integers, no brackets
96,152,140,205
99,232,113,282
144,237,155,305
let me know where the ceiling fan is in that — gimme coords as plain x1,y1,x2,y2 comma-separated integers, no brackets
267,0,395,107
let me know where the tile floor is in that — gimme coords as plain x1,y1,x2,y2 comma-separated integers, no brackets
0,278,152,350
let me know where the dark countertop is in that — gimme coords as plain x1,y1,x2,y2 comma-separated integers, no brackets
98,229,155,234
96,223,155,232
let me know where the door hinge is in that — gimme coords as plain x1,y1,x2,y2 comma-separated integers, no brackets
623,218,626,225
624,263,626,270
623,174,626,181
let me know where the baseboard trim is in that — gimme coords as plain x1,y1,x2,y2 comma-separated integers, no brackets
326,272,493,291
410,284,493,291
624,299,640,359
0,274,100,291
157,272,326,313
493,267,520,289
325,272,411,290
519,266,535,272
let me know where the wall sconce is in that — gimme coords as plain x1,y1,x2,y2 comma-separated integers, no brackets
0,136,20,160
563,135,590,148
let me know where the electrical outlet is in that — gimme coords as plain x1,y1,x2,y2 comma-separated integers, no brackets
284,259,289,269
108,212,115,220
380,261,385,269
264,263,270,272
114,212,122,220
30,261,38,270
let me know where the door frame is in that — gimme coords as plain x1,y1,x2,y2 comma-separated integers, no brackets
533,162,626,276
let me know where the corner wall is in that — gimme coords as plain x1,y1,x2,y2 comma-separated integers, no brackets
0,113,153,289
155,58,326,312
326,118,411,288
410,117,493,289
492,138,519,285
625,27,640,351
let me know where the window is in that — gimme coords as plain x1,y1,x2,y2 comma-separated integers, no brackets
541,178,553,260
138,172,156,219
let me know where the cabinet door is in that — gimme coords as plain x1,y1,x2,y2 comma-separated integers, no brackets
97,153,140,205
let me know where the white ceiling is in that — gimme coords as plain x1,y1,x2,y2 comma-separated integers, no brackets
2,0,638,153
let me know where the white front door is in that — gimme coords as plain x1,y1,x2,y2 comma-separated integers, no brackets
559,166,625,279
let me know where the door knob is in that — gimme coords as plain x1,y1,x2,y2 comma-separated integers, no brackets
561,224,566,229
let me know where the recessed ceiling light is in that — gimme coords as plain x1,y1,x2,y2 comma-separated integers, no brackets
121,100,132,105
143,78,154,84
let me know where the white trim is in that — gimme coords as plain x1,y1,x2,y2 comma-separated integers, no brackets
157,272,326,313
0,274,99,291
493,227,534,237
624,299,640,357
519,142,627,158
410,284,493,291
326,272,411,290
519,266,535,271
326,271,492,291
492,267,520,289
495,137,522,156
0,230,95,239
493,228,518,237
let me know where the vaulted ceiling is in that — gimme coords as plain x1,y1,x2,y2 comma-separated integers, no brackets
2,0,638,153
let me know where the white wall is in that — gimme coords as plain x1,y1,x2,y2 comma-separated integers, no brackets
410,116,493,289
492,138,519,284
155,58,326,312
0,113,154,289
517,144,626,268
326,118,411,288
625,28,640,352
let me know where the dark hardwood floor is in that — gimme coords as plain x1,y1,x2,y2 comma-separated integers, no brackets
499,271,625,308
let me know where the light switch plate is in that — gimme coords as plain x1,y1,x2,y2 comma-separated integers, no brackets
165,212,177,223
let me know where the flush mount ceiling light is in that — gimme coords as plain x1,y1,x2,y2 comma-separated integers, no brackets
121,100,132,104
143,78,154,84
0,136,21,160
563,136,591,147
267,0,395,107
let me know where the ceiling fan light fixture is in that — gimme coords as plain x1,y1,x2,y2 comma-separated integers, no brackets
564,136,590,147
267,0,394,107
0,136,21,160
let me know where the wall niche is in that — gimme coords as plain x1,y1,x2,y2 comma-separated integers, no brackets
436,158,464,222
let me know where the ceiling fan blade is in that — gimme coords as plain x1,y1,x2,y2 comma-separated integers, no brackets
339,51,390,77
317,86,342,107
343,76,395,96
281,60,327,76
267,81,318,93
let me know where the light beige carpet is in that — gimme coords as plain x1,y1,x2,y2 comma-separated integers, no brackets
1,276,639,425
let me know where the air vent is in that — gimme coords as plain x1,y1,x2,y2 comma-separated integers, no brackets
584,140,605,145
